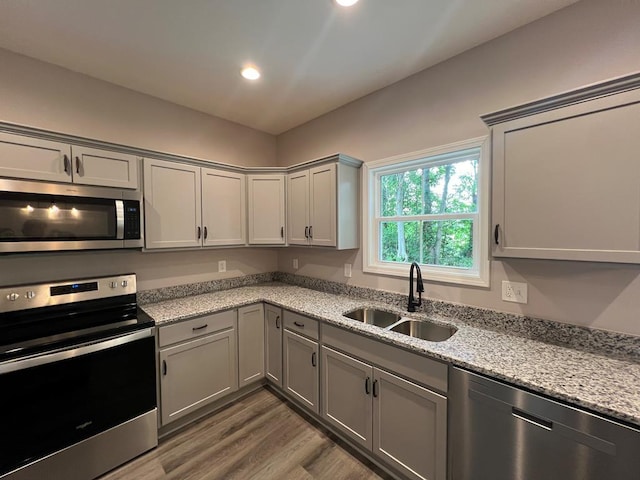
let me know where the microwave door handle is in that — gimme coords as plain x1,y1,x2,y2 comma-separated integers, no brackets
115,200,125,240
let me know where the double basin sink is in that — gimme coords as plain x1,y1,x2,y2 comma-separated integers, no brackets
343,308,455,342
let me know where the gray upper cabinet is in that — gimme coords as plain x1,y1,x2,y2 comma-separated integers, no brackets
247,174,286,245
484,72,640,263
143,159,246,249
0,132,139,188
286,155,362,249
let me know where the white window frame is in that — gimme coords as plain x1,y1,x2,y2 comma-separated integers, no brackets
362,136,490,287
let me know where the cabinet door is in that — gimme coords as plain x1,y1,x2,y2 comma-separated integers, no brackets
237,304,265,388
201,168,246,246
71,146,139,189
492,90,640,263
309,164,336,246
283,329,319,413
0,132,72,183
287,170,310,245
265,304,283,387
247,175,286,244
144,159,202,249
159,328,238,425
373,368,447,480
322,346,373,450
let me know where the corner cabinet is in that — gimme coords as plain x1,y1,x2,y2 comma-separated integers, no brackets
287,154,361,249
484,72,640,263
247,174,286,245
264,304,283,387
0,132,139,189
143,158,246,249
237,304,265,388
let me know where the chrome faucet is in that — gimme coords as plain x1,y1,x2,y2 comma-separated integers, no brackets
408,262,424,312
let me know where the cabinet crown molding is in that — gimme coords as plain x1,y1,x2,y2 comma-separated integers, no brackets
481,71,640,126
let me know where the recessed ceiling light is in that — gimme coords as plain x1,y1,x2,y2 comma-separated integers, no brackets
335,0,359,6
241,66,261,80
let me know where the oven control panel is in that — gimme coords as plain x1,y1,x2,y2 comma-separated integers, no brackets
0,274,137,313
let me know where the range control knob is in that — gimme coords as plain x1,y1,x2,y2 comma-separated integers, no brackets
25,291,36,299
7,293,19,301
109,281,118,288
121,280,128,288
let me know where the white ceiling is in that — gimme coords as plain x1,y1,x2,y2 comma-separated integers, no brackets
0,0,578,135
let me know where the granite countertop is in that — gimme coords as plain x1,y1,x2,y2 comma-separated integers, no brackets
141,283,640,427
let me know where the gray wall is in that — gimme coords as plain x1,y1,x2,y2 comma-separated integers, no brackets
276,0,640,336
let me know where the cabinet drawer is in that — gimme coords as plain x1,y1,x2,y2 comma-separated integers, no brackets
283,310,319,340
158,309,236,347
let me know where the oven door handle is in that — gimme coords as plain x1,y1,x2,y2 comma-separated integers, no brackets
0,328,153,374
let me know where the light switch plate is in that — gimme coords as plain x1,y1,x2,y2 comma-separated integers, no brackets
502,280,527,304
218,260,226,273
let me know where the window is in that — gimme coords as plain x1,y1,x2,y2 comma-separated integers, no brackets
363,137,489,286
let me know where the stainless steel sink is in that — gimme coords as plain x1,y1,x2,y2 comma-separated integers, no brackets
343,308,402,328
389,319,455,342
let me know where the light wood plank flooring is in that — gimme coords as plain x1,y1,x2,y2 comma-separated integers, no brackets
100,388,393,480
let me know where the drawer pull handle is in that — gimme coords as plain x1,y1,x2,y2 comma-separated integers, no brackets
162,360,167,376
311,351,317,367
365,377,371,395
373,379,379,397
192,324,208,331
293,321,305,328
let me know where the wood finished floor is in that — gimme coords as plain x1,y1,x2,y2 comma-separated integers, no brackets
100,388,393,480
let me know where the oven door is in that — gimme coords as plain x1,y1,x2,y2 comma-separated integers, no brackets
0,329,157,477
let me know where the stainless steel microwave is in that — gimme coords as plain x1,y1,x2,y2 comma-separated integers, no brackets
0,178,143,253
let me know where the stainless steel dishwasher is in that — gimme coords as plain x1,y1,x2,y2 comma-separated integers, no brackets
449,367,640,480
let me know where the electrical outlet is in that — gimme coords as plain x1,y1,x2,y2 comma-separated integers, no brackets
218,260,226,273
344,263,352,278
502,280,528,304
293,258,299,269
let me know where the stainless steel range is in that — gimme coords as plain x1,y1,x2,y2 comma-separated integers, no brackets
0,274,157,480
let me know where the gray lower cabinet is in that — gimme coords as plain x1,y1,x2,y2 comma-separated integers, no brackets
283,328,319,413
158,310,238,426
322,345,447,480
265,304,283,386
237,303,265,388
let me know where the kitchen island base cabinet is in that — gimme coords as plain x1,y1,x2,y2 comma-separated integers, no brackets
283,329,319,414
158,310,238,426
238,304,265,388
265,304,283,387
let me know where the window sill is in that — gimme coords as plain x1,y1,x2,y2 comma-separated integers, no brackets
363,262,490,288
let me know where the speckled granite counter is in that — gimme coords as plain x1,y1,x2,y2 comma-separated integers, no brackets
141,283,640,428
